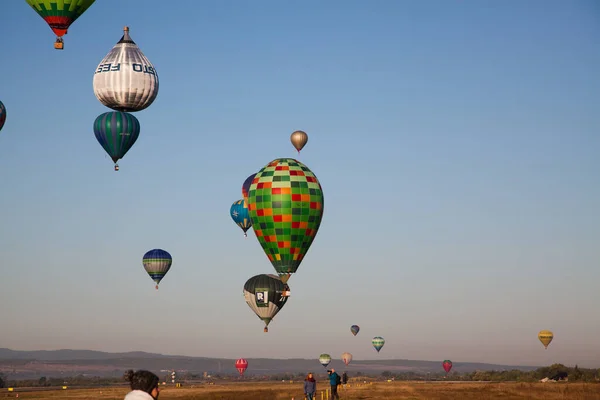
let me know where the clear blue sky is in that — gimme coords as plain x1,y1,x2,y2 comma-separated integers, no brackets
0,0,598,368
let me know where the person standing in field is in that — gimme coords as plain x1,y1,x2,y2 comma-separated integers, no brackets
342,372,348,384
327,368,340,399
304,372,317,400
123,369,161,400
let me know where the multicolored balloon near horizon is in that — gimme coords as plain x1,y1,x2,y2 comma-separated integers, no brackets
442,360,453,374
350,325,360,336
247,158,324,284
93,111,140,171
538,330,554,349
142,249,172,290
372,337,385,353
26,0,95,49
93,26,159,112
235,358,248,376
0,101,6,132
290,130,308,154
230,199,252,237
341,352,353,366
319,354,331,368
243,274,290,333
242,173,256,203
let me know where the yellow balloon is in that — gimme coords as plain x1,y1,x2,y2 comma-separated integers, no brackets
538,330,554,349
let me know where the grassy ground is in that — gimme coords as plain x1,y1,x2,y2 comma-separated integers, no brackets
3,381,600,400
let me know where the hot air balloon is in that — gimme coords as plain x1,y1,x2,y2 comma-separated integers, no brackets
341,352,353,366
319,354,331,369
243,274,290,332
442,360,452,374
538,330,554,349
290,130,308,154
372,337,385,353
242,173,256,203
93,111,140,171
235,358,248,376
26,0,95,50
93,26,159,112
0,101,6,132
350,325,360,336
142,249,172,290
230,199,252,237
247,158,324,283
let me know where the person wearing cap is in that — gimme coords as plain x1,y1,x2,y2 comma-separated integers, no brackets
303,372,317,400
123,369,160,400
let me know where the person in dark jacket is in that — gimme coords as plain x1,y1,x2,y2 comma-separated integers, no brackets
342,372,348,384
303,372,317,400
327,369,340,399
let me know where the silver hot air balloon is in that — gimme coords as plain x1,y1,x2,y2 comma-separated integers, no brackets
93,26,159,112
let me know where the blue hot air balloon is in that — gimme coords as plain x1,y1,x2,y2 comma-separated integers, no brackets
93,111,140,171
231,199,252,237
142,249,172,290
351,325,360,336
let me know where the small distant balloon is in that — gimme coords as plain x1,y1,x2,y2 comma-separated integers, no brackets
350,325,360,336
290,130,308,154
341,352,353,366
319,354,331,368
230,199,252,237
235,359,248,376
442,360,452,374
372,337,385,353
538,330,554,349
142,249,172,290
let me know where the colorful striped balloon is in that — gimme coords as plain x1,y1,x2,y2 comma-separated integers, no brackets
241,173,256,203
142,249,172,290
372,337,385,353
235,358,248,376
230,199,252,237
93,111,140,171
318,354,331,368
26,0,95,49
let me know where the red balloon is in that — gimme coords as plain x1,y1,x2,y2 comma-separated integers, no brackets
442,360,453,374
235,358,248,375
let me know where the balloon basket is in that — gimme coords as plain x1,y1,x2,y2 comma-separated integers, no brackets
114,164,119,171
263,327,268,333
155,285,159,290
54,38,64,50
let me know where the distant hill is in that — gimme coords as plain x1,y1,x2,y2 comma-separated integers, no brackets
0,348,540,380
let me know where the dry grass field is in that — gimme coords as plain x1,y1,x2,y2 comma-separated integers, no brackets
3,381,600,400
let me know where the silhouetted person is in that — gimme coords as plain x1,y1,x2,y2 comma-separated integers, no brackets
124,369,160,400
342,371,348,384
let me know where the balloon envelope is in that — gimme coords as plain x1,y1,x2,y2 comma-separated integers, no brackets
247,158,324,282
235,358,248,375
93,27,159,112
243,274,290,332
372,337,385,352
230,199,252,237
341,352,353,366
350,325,360,336
0,101,6,132
142,249,172,288
319,354,331,368
26,0,95,37
442,360,452,373
290,130,308,153
538,330,554,349
93,111,140,167
242,173,256,203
